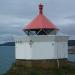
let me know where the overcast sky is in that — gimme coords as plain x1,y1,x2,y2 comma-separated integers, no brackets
0,0,75,43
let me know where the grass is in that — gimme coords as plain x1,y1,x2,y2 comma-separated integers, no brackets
5,61,75,75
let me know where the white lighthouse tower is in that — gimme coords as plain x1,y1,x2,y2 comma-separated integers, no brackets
15,1,68,68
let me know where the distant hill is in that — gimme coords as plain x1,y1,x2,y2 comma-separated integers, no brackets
0,42,15,46
68,40,75,46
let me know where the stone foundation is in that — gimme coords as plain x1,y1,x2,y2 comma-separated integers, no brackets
15,59,69,69
5,59,73,75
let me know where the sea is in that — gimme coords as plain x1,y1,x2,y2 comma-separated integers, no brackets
0,46,15,75
0,46,75,74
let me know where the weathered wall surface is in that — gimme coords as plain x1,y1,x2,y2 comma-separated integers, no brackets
15,35,68,59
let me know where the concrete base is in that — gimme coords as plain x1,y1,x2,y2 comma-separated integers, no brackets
15,59,69,69
5,59,72,75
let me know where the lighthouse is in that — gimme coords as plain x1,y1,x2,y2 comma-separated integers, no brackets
15,1,69,68
23,2,58,35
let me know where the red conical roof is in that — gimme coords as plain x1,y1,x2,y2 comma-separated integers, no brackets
24,3,58,30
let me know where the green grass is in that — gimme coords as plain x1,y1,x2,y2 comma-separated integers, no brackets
5,62,75,75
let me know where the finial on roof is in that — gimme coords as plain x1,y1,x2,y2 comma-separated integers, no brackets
39,0,43,14
40,0,43,4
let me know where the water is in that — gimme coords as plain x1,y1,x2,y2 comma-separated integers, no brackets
0,46,15,74
68,54,75,62
0,46,75,74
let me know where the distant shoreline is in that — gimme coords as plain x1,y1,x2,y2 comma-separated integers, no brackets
68,53,75,54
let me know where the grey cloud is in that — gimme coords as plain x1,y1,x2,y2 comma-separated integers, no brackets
0,34,14,44
0,24,25,35
64,15,75,20
1,0,74,18
59,24,75,35
0,0,75,41
0,0,37,18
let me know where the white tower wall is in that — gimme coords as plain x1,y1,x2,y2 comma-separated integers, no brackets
15,35,68,60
